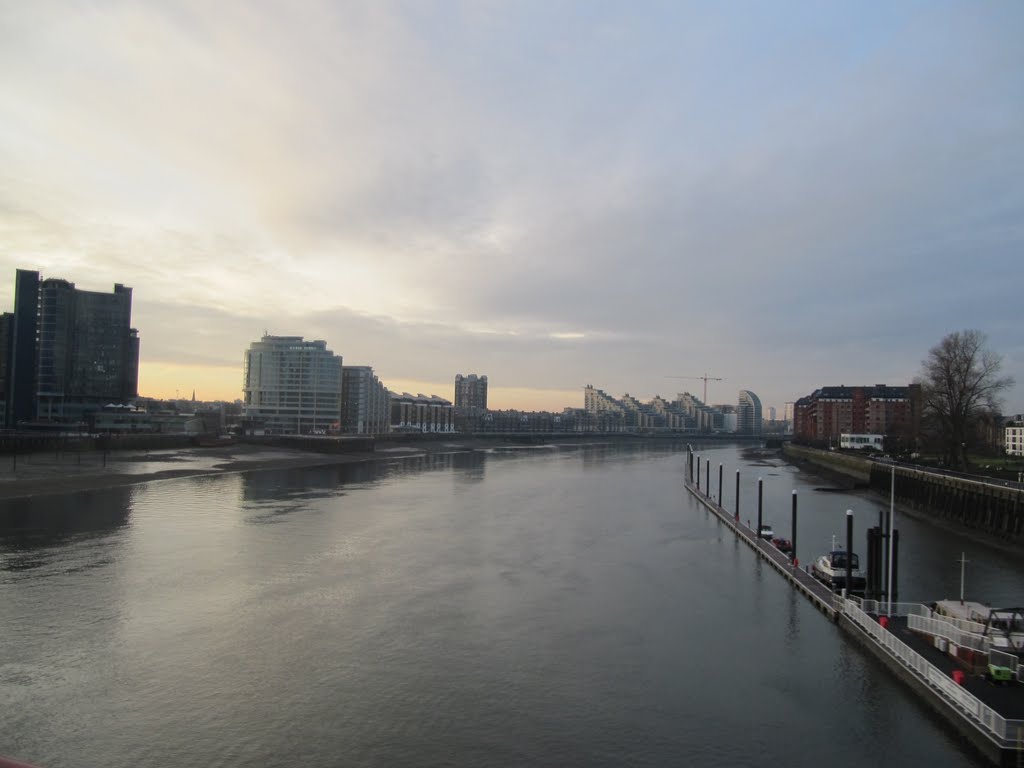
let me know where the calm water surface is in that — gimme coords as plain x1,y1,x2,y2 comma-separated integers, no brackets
1,443,1018,767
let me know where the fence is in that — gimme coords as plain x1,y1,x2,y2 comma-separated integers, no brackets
908,614,990,653
841,598,1024,745
855,599,927,618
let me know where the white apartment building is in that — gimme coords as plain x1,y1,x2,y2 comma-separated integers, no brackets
1006,423,1024,457
243,335,342,434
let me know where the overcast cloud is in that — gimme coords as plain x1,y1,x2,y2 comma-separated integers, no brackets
1,1,1021,413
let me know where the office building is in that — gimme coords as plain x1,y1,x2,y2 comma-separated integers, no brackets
243,335,342,434
1,269,140,425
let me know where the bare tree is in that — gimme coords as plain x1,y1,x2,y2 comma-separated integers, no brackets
919,330,1014,469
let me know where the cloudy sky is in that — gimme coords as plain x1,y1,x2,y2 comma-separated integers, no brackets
1,1,1021,414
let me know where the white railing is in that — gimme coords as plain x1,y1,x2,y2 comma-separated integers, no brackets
908,614,990,653
841,598,1024,744
858,599,928,618
939,614,989,635
905,603,933,618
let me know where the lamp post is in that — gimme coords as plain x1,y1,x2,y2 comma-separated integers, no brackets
887,462,895,615
957,553,970,605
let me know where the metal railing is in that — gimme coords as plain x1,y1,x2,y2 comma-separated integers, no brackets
856,599,928,618
938,613,989,635
908,614,990,653
841,598,1024,745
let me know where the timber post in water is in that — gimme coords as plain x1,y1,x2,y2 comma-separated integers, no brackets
757,477,763,535
845,510,854,594
791,491,798,566
735,470,740,521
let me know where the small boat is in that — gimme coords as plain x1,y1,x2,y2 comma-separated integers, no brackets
771,537,793,554
811,549,866,592
757,523,774,540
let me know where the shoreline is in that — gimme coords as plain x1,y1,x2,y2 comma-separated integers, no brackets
0,434,733,502
0,441,492,501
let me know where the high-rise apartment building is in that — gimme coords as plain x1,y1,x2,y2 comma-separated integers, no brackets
737,390,763,436
341,365,390,435
1,269,140,425
454,373,488,412
243,335,342,434
584,384,625,415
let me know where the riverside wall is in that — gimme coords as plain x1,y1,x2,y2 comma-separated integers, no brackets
782,443,1024,543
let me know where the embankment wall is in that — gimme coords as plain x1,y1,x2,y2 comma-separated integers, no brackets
783,444,1024,543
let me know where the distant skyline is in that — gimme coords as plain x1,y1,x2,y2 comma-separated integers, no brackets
2,2,1021,415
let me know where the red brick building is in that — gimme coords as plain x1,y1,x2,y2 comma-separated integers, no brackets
793,384,921,446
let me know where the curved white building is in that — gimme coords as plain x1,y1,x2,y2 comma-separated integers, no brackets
243,335,342,434
737,390,762,436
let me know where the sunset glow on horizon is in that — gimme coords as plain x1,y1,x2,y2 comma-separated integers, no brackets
2,2,1021,415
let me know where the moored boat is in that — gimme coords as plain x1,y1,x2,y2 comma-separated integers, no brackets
811,549,865,592
771,537,793,554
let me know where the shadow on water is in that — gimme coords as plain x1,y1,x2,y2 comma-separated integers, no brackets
0,486,133,571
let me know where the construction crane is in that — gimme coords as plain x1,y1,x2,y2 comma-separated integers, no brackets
666,373,724,404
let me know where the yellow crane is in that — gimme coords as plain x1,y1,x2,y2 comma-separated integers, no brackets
666,373,724,404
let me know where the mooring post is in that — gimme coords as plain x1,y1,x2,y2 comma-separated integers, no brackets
891,529,900,604
735,470,740,521
791,490,798,566
757,477,763,536
845,509,854,595
718,464,723,506
696,456,701,491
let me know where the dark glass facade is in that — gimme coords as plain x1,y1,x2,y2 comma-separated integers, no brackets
3,270,140,425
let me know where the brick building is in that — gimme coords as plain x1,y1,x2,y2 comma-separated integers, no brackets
793,384,921,447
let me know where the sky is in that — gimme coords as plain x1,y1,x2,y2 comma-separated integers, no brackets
1,1,1022,415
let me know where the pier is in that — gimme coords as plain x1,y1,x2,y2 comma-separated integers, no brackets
685,448,1024,767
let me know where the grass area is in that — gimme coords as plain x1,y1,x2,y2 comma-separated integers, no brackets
911,452,1024,482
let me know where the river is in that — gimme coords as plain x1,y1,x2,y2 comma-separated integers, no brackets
1,441,1019,767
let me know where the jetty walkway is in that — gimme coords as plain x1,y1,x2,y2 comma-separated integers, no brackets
684,449,1024,766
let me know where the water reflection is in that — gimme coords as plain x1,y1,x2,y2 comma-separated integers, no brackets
0,441,1004,768
0,487,133,571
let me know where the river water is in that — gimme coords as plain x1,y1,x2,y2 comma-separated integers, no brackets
0,442,1019,767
